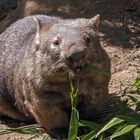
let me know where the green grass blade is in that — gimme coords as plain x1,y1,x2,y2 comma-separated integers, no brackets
6,128,41,136
132,77,140,89
110,124,137,140
69,77,79,108
96,117,125,137
127,95,138,103
99,134,104,140
68,107,79,140
69,77,74,95
79,120,101,130
81,130,97,140
111,115,140,125
134,127,140,140
113,123,127,133
123,114,140,124
7,128,51,139
83,63,110,76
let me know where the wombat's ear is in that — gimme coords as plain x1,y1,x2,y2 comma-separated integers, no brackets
88,14,100,32
33,16,41,47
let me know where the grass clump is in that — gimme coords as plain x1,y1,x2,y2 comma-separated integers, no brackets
67,64,140,140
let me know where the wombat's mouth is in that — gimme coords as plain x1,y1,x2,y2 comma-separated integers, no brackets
68,63,86,75
74,65,83,73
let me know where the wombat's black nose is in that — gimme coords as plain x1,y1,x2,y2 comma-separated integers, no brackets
66,46,86,67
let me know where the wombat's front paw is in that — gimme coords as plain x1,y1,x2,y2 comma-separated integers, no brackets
48,127,68,140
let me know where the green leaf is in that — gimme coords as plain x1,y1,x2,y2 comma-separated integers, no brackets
129,89,140,95
96,117,125,137
110,124,137,140
127,95,138,103
79,120,101,130
129,77,140,95
68,107,79,140
132,77,140,88
6,128,52,139
134,127,140,140
70,77,74,95
99,134,104,140
69,78,79,108
6,128,40,136
112,115,140,125
113,123,127,133
126,114,140,124
83,63,110,76
81,130,97,140
116,132,134,140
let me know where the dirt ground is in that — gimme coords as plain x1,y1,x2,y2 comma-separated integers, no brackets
0,0,140,139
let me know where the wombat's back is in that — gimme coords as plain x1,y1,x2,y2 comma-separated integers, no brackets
0,15,51,66
0,15,58,120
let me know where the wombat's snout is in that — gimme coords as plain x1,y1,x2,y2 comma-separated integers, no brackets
65,46,87,72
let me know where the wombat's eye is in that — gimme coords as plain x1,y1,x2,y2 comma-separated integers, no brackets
53,39,59,46
52,36,61,46
84,34,91,45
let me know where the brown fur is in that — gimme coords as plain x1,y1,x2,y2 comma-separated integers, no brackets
0,15,110,137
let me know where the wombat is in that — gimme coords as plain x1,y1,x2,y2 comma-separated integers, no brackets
0,15,111,138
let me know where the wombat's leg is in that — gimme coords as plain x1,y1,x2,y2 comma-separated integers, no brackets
77,95,100,121
25,98,70,138
0,98,27,121
78,86,108,121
